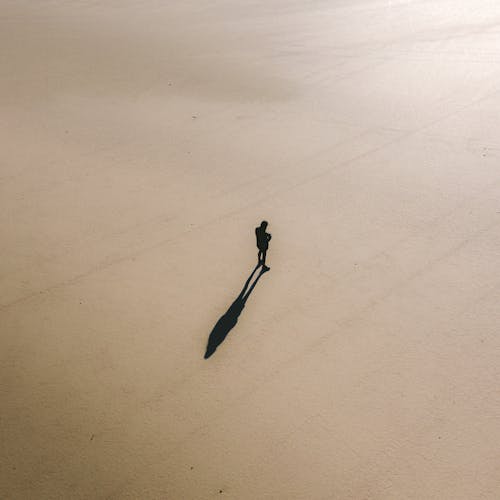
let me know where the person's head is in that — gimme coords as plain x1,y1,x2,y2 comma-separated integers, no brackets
260,220,268,229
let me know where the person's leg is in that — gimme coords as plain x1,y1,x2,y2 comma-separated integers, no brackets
262,249,269,270
258,250,263,265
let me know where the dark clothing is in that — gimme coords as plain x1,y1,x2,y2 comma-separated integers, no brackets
256,226,271,266
255,227,271,250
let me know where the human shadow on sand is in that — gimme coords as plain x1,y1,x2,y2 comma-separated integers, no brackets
204,264,269,359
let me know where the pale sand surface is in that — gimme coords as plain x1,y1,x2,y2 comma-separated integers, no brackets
1,1,500,498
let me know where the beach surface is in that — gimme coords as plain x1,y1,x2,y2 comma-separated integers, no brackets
1,1,500,498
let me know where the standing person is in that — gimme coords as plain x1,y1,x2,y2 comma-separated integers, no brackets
255,220,271,270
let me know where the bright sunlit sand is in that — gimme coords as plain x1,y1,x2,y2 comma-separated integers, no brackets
1,1,500,498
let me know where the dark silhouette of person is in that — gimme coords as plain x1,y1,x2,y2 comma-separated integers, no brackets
204,263,268,359
255,220,271,270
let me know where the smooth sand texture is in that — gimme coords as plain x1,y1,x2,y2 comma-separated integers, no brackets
2,1,500,498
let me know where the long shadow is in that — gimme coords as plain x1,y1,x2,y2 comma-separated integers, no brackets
204,264,269,359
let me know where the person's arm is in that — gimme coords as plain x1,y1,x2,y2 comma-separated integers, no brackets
267,234,272,241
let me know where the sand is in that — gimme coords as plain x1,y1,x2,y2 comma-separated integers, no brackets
1,1,500,498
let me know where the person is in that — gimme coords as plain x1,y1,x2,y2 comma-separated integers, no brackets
255,220,271,270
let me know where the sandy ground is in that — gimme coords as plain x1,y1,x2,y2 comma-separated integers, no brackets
1,1,500,498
